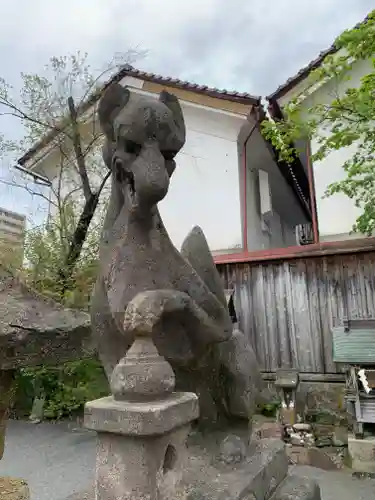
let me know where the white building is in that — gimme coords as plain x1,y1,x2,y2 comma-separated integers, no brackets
267,20,372,244
0,207,26,263
17,67,311,261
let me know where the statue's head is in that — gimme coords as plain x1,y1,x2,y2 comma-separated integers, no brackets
98,83,186,213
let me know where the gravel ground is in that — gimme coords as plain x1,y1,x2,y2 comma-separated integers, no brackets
1,420,375,500
0,420,95,500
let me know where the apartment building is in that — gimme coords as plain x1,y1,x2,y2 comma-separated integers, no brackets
0,207,26,264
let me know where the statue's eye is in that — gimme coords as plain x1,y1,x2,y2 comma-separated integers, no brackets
125,140,142,156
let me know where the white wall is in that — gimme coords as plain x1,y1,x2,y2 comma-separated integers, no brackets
159,104,245,252
279,57,373,241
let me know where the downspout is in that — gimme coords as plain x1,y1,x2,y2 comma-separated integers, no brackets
306,140,319,243
242,107,261,251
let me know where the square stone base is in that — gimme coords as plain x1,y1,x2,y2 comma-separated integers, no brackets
348,434,375,473
84,393,199,436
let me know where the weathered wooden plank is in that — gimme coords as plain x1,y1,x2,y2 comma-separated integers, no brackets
263,264,279,370
217,250,375,375
305,258,324,373
318,257,337,373
283,261,299,369
274,262,291,368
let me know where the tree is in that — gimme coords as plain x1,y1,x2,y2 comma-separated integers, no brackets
0,49,145,295
24,200,102,308
262,11,375,235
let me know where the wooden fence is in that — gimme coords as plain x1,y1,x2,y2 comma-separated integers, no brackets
217,250,375,374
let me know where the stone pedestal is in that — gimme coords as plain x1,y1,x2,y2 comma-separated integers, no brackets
84,329,199,500
348,434,375,473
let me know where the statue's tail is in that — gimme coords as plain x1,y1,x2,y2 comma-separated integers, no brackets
181,226,227,309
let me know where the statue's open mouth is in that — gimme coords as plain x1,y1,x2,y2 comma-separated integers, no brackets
124,171,136,205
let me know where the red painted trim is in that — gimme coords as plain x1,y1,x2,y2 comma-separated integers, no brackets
214,236,375,264
240,119,259,251
242,143,248,250
306,140,319,243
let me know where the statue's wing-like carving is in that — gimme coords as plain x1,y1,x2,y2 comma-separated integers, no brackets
181,226,228,310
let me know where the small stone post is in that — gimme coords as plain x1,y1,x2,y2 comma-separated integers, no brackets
84,329,199,500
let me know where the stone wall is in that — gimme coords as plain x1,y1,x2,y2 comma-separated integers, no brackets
259,375,347,423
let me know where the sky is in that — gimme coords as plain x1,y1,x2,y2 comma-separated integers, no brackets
0,0,373,227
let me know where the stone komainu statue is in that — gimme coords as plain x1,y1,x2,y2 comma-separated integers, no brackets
90,83,262,425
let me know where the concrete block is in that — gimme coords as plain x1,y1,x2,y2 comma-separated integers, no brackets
348,433,375,473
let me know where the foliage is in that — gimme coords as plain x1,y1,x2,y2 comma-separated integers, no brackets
23,199,102,308
15,358,109,419
262,10,375,235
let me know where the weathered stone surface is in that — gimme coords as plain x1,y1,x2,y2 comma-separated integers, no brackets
182,437,288,500
0,370,15,460
312,424,334,447
348,434,375,473
217,329,263,419
110,333,175,401
269,474,321,500
0,477,30,500
293,423,312,432
259,381,347,425
90,83,261,424
332,426,348,447
307,447,338,471
287,446,338,470
71,435,289,500
95,424,190,500
0,268,92,370
255,422,284,440
290,432,305,446
217,434,247,464
84,393,199,436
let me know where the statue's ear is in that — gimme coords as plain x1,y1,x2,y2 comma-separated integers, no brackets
159,91,186,152
98,83,130,140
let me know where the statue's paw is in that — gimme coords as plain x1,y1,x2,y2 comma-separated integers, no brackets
123,291,164,335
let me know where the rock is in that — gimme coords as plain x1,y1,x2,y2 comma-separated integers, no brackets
286,446,338,471
218,434,247,464
293,423,311,432
286,446,310,465
332,426,348,447
217,329,263,419
312,424,334,447
307,447,339,470
0,268,93,370
0,477,30,500
289,432,304,446
304,433,315,447
306,409,338,426
256,422,284,440
315,436,332,448
269,474,321,500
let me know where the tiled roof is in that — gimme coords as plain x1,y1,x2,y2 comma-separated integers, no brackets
267,12,372,101
123,66,260,105
18,64,260,166
266,45,337,101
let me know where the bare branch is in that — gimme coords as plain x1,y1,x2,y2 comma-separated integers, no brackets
67,95,92,200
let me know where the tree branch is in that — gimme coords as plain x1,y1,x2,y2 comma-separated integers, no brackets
67,95,92,200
